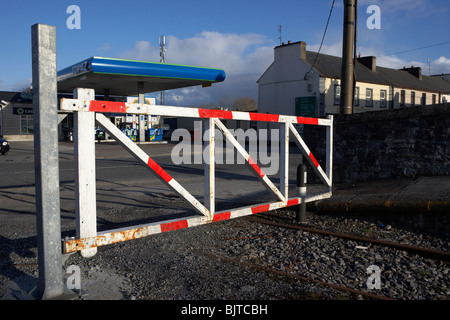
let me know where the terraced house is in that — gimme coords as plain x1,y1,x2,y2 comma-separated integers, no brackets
257,41,450,117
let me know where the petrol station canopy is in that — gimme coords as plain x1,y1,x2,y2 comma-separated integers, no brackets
57,56,226,96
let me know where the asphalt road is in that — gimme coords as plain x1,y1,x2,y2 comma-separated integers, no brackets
0,139,329,303
0,140,324,227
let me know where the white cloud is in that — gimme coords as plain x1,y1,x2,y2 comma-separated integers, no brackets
0,78,32,92
307,41,343,57
325,41,450,75
120,31,273,73
370,52,450,75
165,32,271,74
431,56,450,75
120,31,275,106
121,40,159,61
96,43,111,53
119,32,450,107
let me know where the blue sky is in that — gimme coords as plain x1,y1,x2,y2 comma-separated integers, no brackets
1,0,449,106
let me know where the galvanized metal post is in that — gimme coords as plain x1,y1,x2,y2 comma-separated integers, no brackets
296,162,307,223
32,23,64,299
74,88,97,258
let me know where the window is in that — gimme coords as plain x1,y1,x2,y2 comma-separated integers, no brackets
20,115,34,134
366,88,373,107
334,84,340,105
380,90,387,108
400,90,406,106
354,87,360,106
432,94,436,105
411,91,415,106
421,93,426,106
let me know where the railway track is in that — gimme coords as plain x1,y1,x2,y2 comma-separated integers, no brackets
205,250,394,300
245,215,450,263
225,214,450,300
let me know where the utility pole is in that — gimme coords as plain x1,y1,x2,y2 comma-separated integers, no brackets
340,0,356,115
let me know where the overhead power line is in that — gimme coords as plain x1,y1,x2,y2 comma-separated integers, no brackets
305,0,336,79
382,41,450,57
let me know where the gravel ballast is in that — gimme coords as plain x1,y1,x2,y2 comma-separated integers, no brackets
1,202,448,302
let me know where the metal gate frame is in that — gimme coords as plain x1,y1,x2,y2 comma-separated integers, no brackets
60,89,333,256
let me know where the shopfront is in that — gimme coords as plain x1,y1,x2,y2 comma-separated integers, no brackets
0,91,34,140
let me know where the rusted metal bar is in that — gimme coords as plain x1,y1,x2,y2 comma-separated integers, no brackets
62,193,332,254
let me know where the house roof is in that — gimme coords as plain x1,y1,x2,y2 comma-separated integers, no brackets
0,91,32,103
305,51,450,93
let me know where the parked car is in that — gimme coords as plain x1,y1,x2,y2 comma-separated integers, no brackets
0,138,10,155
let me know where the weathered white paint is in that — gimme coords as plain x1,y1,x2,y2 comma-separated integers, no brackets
73,88,97,258
61,95,333,255
203,118,215,220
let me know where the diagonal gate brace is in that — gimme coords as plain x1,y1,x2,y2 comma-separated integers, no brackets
95,113,210,217
213,118,286,203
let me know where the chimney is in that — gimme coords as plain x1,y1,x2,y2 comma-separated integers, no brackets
357,56,377,71
300,41,306,60
274,41,307,61
402,66,422,80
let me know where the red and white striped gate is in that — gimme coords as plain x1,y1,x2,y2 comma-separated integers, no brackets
60,88,333,257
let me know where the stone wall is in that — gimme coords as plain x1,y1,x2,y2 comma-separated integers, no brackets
303,103,450,183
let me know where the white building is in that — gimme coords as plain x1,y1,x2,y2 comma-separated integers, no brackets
257,41,450,117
